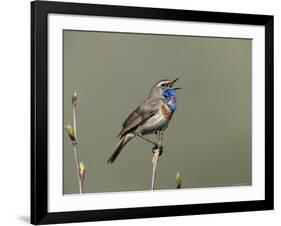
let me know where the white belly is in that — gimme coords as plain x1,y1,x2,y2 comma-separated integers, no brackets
136,111,169,135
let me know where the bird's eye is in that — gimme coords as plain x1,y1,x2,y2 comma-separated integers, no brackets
161,83,166,87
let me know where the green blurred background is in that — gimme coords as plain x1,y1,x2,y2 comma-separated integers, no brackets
63,30,252,194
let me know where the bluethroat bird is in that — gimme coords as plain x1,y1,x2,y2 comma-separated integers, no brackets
107,78,180,164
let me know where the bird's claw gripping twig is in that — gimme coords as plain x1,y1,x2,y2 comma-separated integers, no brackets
152,145,163,156
136,132,163,155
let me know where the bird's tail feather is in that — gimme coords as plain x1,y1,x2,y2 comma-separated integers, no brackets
107,133,134,164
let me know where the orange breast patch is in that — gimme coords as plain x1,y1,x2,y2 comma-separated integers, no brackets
160,104,172,120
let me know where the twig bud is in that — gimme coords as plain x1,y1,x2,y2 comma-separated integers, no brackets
176,172,182,189
79,162,86,183
64,124,76,143
72,92,77,105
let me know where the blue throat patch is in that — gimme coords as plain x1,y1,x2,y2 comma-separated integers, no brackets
162,88,177,112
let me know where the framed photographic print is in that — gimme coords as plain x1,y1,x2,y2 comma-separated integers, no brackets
31,0,274,224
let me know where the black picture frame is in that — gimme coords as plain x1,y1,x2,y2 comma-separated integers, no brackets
31,0,274,224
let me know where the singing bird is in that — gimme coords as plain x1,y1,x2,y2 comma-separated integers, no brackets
107,78,180,164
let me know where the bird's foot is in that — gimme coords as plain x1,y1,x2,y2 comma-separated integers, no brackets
152,145,163,156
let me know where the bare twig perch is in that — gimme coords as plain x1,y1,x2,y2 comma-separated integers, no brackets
151,131,163,190
65,92,84,194
71,92,83,193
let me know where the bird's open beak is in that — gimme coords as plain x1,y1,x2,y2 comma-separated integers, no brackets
168,78,181,90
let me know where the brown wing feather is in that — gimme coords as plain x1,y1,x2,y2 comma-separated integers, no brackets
118,97,163,137
117,111,142,137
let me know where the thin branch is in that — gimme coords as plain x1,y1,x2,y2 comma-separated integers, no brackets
151,131,163,191
72,93,83,194
73,144,83,193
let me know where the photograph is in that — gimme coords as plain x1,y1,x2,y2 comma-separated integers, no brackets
63,30,252,194
30,1,273,224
